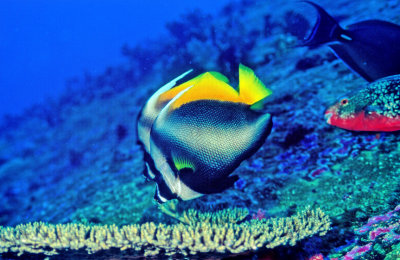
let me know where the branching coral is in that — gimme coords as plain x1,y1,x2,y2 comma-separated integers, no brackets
157,199,249,225
0,207,330,257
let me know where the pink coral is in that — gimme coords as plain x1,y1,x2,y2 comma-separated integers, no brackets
252,208,266,220
343,243,372,260
308,253,324,260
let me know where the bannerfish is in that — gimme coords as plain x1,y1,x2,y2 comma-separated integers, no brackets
325,75,400,131
137,64,273,203
300,1,400,82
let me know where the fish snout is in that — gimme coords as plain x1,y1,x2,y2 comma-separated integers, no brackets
324,109,334,124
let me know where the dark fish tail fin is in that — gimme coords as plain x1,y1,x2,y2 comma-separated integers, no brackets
301,1,347,46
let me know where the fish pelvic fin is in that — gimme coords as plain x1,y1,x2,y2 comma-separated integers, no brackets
238,64,272,107
300,1,347,46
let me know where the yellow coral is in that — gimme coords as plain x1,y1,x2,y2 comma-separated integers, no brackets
0,207,330,257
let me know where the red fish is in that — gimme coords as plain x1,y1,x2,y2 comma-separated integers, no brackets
325,75,400,131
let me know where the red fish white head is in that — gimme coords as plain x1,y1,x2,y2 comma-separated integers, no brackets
325,75,400,132
325,95,366,131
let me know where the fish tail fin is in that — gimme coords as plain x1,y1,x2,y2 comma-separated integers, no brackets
238,64,272,108
300,1,347,46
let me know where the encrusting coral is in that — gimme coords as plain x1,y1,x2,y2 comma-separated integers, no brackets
0,207,330,257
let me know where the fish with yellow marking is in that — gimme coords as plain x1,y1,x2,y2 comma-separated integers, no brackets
137,64,273,203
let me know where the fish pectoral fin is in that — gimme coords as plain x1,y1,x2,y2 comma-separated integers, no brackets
364,105,381,114
172,154,196,173
239,64,272,105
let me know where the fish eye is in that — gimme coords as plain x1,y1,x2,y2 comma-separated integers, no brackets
340,98,349,106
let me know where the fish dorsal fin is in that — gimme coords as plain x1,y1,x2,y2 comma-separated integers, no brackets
238,64,272,105
137,69,193,155
158,73,203,104
249,98,267,111
208,71,229,83
155,69,193,98
170,72,239,110
158,72,229,104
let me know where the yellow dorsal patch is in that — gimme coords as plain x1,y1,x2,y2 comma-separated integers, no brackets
170,72,240,110
158,71,229,105
238,64,272,105
158,74,203,105
159,65,271,111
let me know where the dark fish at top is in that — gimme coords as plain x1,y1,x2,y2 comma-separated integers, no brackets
301,1,400,82
325,75,400,132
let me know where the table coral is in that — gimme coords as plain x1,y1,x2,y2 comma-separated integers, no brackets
0,207,330,258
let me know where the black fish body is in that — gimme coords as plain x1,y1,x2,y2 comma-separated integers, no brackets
151,100,272,197
301,1,400,82
137,65,273,202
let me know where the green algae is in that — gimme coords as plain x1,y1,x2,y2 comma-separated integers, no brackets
275,148,400,227
70,180,155,225
385,242,400,260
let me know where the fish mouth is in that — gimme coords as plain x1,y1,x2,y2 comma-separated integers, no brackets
324,110,333,124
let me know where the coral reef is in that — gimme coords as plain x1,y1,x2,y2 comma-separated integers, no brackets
1,0,400,259
0,207,330,257
274,147,400,227
329,204,400,259
157,200,250,225
70,181,155,225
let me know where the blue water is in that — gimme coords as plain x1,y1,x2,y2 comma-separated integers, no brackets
0,0,231,118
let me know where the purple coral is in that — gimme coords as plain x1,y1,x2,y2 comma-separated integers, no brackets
333,205,400,259
342,243,372,260
356,205,400,234
309,167,329,179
